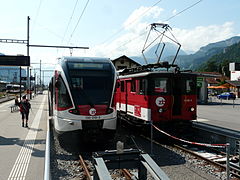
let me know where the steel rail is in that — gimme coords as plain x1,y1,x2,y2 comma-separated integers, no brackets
141,135,240,178
121,169,133,180
79,155,92,180
174,144,240,178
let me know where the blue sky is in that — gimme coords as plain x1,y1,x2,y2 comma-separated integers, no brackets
0,0,240,83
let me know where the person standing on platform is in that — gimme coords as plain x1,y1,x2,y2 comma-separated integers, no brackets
15,96,20,106
19,95,31,128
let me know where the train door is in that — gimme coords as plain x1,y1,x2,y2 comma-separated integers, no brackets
172,77,182,115
119,80,128,113
125,80,131,113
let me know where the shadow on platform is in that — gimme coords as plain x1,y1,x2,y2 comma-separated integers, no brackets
0,136,45,158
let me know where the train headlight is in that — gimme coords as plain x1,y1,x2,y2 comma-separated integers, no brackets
190,107,195,112
69,109,79,115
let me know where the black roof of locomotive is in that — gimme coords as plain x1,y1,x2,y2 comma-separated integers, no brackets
60,56,111,64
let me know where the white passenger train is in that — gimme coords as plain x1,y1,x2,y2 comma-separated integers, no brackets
48,56,117,141
6,84,24,93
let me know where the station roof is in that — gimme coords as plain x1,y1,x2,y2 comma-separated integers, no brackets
226,80,240,87
112,55,141,66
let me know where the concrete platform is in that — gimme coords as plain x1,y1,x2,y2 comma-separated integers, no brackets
0,93,48,180
196,97,240,132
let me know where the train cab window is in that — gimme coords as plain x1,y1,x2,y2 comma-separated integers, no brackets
186,79,195,94
56,76,72,109
120,81,125,92
72,77,83,89
131,79,136,92
154,78,167,93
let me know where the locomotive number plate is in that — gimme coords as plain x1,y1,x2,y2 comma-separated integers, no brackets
85,116,101,120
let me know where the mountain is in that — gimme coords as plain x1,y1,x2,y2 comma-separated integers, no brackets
130,36,240,71
174,36,240,70
197,41,240,76
130,42,187,65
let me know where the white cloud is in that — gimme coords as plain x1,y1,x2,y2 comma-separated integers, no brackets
123,6,164,31
91,19,236,59
174,22,235,52
14,7,235,62
172,9,177,15
88,6,165,59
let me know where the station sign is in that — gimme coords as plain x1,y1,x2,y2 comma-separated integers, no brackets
197,77,204,88
229,62,240,71
0,55,30,66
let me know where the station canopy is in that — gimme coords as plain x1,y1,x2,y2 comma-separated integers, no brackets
207,83,232,89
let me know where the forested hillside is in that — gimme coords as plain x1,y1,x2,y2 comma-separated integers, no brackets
197,41,240,77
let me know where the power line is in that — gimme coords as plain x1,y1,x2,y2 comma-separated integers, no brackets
32,0,44,33
61,0,79,44
165,0,203,21
35,22,64,40
117,31,147,49
100,0,164,45
114,0,203,51
68,0,90,44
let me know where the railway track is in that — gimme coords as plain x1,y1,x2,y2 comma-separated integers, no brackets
79,155,92,180
51,120,234,180
143,123,240,180
173,144,240,179
77,152,161,180
49,116,239,180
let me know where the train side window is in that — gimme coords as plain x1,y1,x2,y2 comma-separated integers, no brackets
139,79,146,95
131,79,136,92
56,76,72,108
120,81,125,92
154,78,167,93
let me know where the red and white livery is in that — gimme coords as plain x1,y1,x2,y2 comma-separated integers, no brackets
115,70,197,126
48,56,117,141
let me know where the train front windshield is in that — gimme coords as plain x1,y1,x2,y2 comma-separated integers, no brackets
148,75,196,95
67,62,115,106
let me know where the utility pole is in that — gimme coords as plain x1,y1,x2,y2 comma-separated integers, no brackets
0,15,89,96
19,67,22,100
27,16,30,99
30,68,32,99
42,71,44,89
40,60,42,92
41,70,53,89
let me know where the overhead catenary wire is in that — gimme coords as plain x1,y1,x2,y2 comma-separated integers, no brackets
100,0,164,45
67,0,90,44
61,0,79,44
117,31,147,50
114,0,203,51
165,0,203,22
32,0,43,32
34,22,64,40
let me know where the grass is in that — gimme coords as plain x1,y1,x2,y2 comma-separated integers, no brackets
0,92,6,98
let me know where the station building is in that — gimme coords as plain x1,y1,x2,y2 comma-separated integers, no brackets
112,55,141,70
0,66,26,83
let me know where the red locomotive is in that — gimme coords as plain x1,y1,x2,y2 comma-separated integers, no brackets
115,65,197,127
114,23,197,128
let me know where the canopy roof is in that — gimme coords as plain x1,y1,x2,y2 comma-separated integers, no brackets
207,83,232,89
